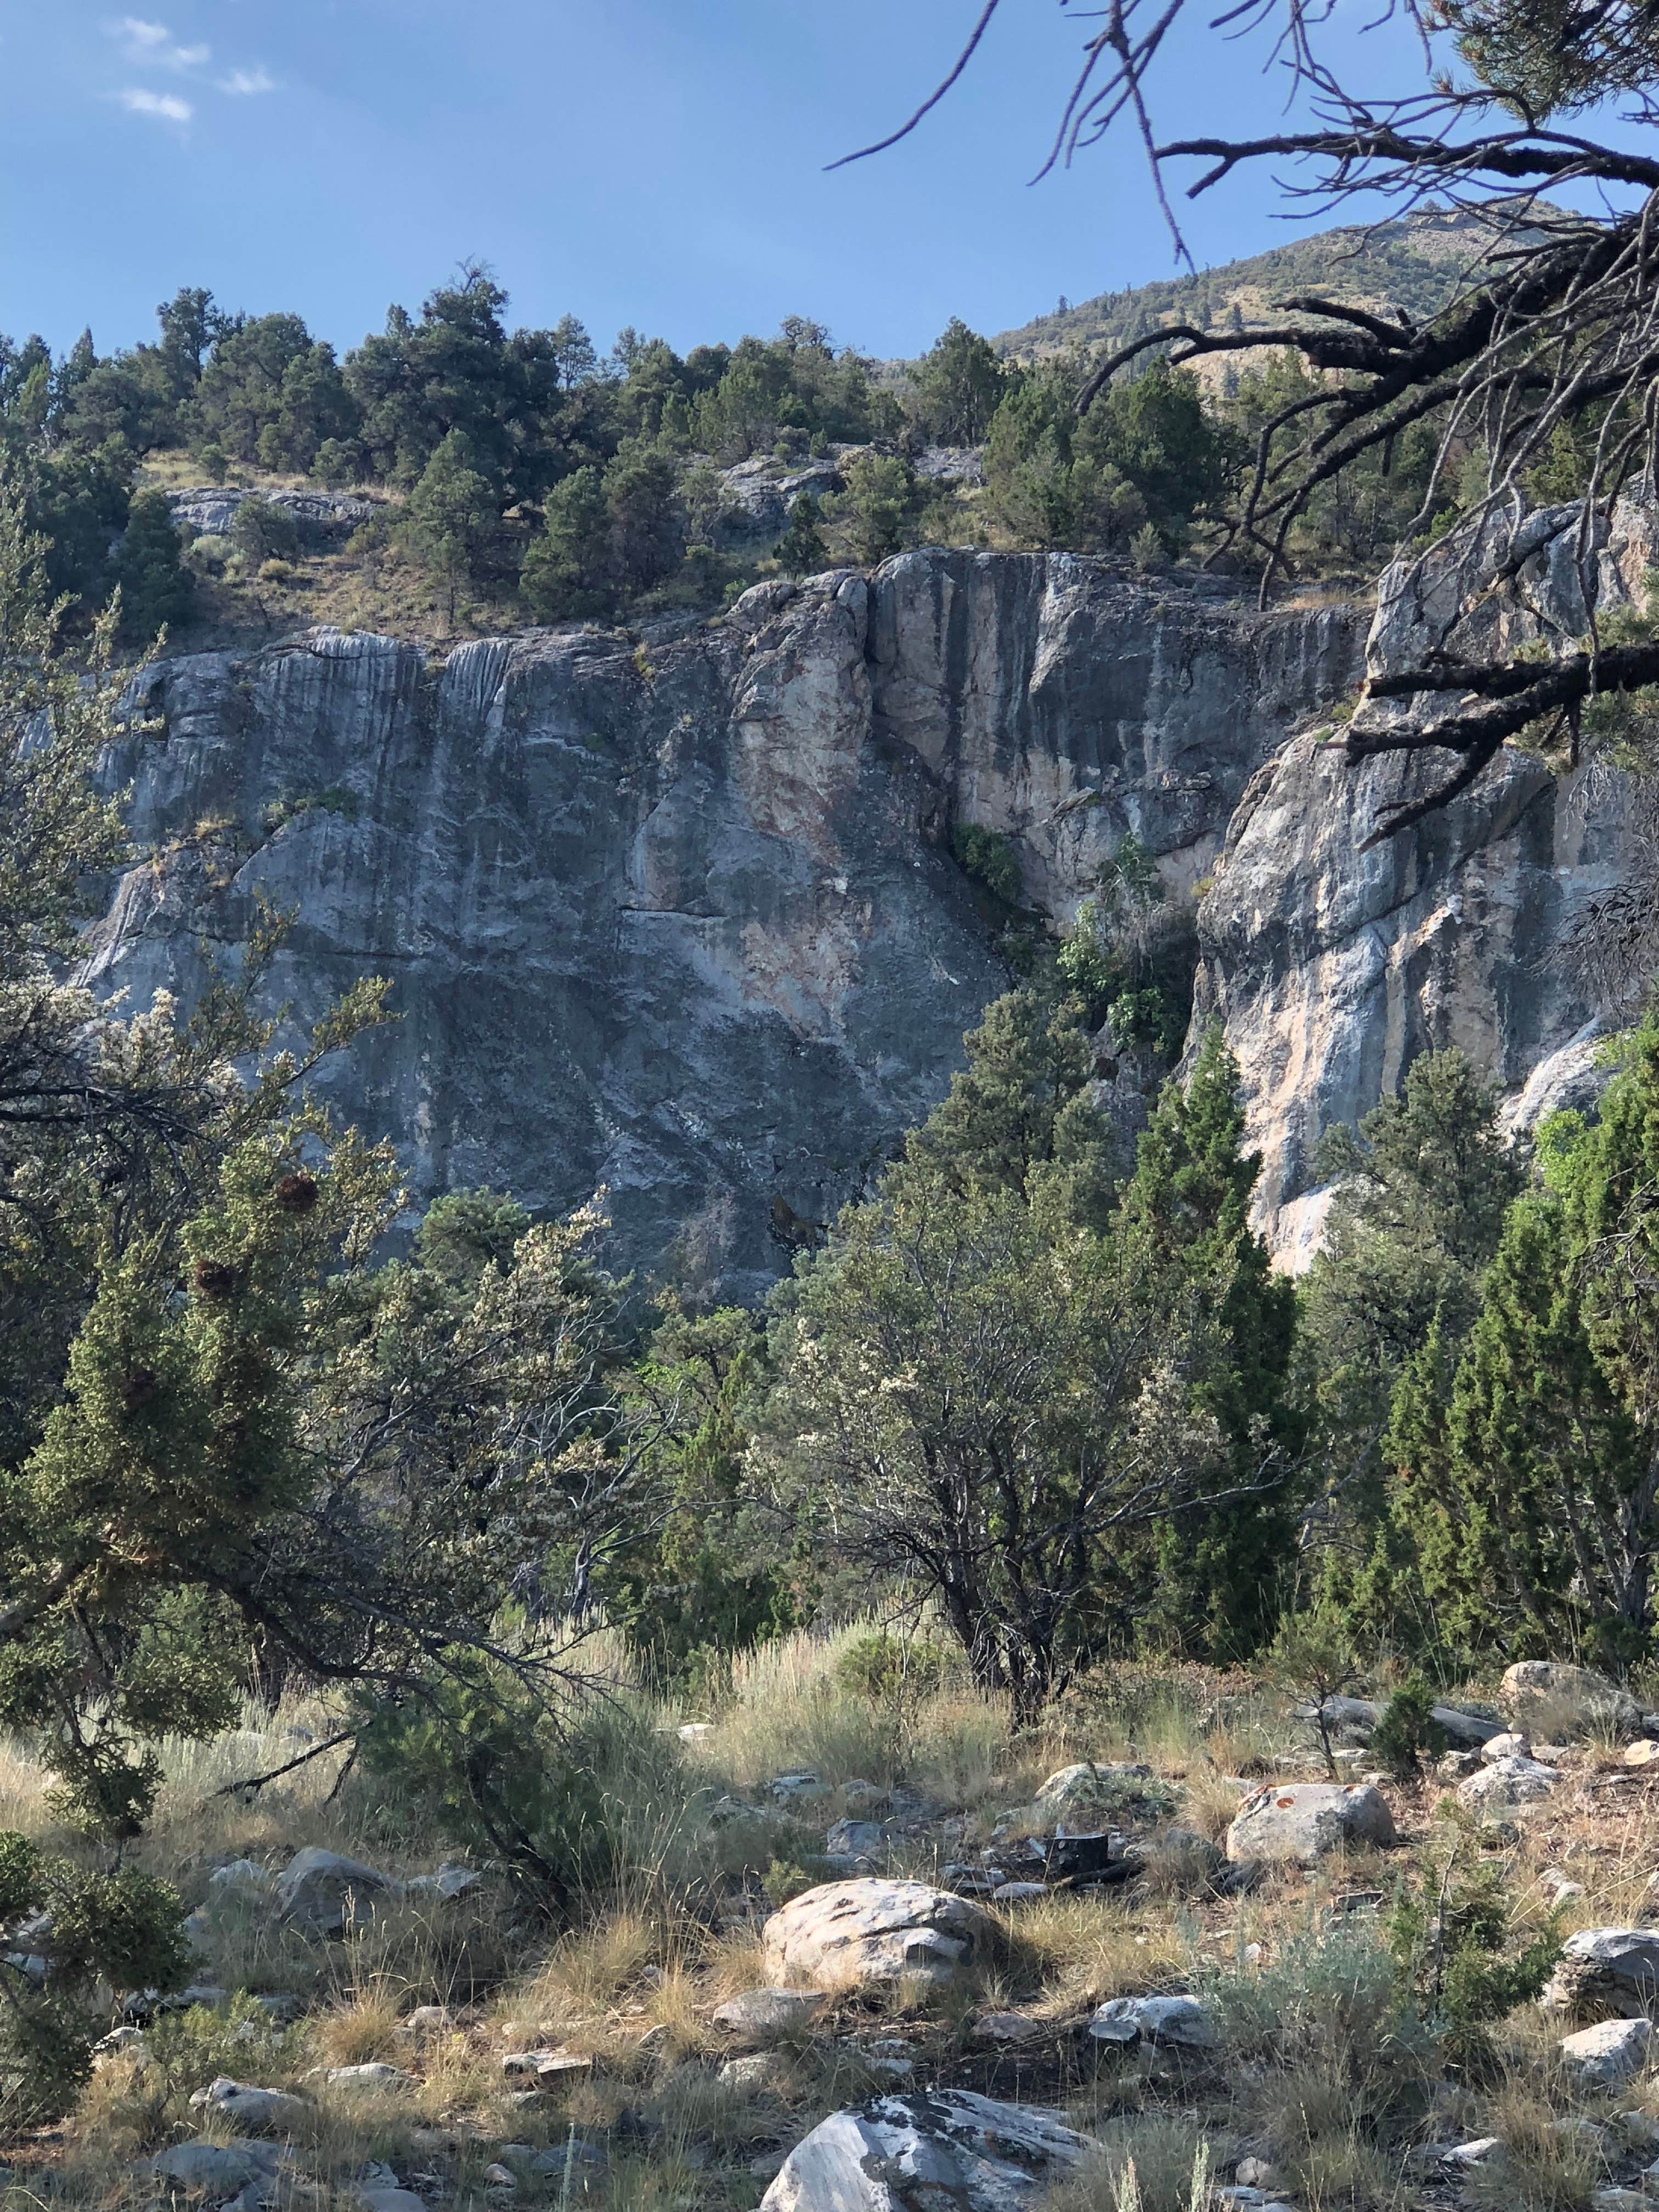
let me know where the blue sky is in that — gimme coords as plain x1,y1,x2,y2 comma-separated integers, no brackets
0,0,1427,363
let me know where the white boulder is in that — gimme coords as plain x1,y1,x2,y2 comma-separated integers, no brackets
761,1880,995,1988
1455,1756,1559,1815
1561,2017,1654,2086
1225,1782,1396,1865
759,2089,1090,2212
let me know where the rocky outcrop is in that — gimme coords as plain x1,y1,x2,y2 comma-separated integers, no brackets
1194,496,1659,1259
79,552,1361,1295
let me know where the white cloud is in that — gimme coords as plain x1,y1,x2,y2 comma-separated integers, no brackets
121,86,193,121
109,17,208,67
219,65,275,95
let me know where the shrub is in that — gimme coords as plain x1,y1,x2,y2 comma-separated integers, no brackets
951,823,1023,904
1368,1675,1447,1778
229,494,300,568
832,1630,950,1704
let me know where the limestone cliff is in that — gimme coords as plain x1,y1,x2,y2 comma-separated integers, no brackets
78,550,1360,1295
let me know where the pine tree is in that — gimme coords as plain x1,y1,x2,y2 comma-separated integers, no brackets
402,429,495,623
1121,1027,1301,1657
522,465,612,620
116,488,192,642
775,491,829,575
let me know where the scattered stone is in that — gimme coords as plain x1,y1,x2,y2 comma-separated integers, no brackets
1561,2017,1654,2086
1438,1750,1483,1782
1502,1662,1643,1742
711,1988,830,2045
825,1819,886,1859
1225,1782,1397,1865
972,2013,1054,2047
483,2165,517,2189
325,2062,415,2091
400,2005,455,2039
500,2048,592,2080
768,1771,832,1806
842,1781,884,1813
942,1866,1001,1897
528,2141,608,2177
720,2052,786,2090
992,1882,1049,1905
1593,2193,1650,2212
761,1880,995,1988
1481,1732,1533,1763
1455,1756,1560,1815
1442,2139,1505,2168
1539,1867,1587,1904
1617,2114,1659,2153
274,1847,404,1936
758,2089,1090,2212
1628,1742,1659,1769
1088,1994,1215,2050
188,2078,311,2134
209,1859,273,1891
1236,2162,1286,2191
407,1862,484,1901
1543,1929,1659,2019
870,2055,915,2079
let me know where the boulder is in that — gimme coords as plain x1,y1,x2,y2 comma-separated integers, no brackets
759,2089,1091,2212
1225,1782,1396,1865
1032,1762,1152,1818
274,1847,403,1936
149,2142,282,2198
761,1881,995,1988
825,1819,887,1859
188,2078,310,2134
1088,1994,1215,2050
1543,1930,1659,2021
1456,1756,1560,1816
712,1988,830,2045
1502,1662,1643,1741
1562,2018,1654,2087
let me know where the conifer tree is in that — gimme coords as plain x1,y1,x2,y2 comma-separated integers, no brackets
775,490,829,575
116,488,192,642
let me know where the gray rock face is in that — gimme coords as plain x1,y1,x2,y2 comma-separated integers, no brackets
1196,498,1659,1259
81,555,1361,1295
168,486,381,541
759,2090,1091,2212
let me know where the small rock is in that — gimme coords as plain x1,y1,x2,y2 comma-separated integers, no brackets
1236,2162,1285,2191
1088,1994,1215,2050
325,2062,414,2091
1561,2017,1653,2086
767,1770,831,1805
483,2165,517,2189
1617,2113,1659,2152
355,2193,427,2212
1481,1732,1533,1763
1442,2138,1505,2168
825,1819,886,1858
1438,1750,1483,1781
407,1863,484,1901
992,1882,1049,1905
1628,1742,1659,1768
1539,1866,1587,1904
209,1859,273,1891
1593,2193,1650,2212
720,2052,785,2090
972,2013,1053,2046
711,1988,829,2045
678,1722,713,1743
400,2005,455,2039
1032,1762,1153,1818
149,2143,279,2197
